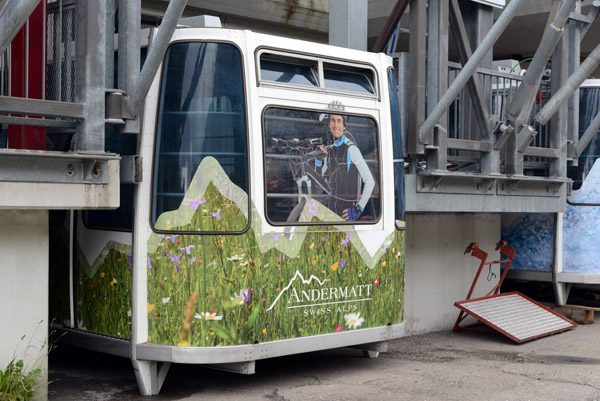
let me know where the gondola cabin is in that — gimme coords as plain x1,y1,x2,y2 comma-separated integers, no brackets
49,27,406,395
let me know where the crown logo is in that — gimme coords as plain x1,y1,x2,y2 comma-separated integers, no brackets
328,100,345,112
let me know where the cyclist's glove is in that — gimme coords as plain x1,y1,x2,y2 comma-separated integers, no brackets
347,204,362,221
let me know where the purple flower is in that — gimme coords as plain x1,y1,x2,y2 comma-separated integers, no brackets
211,208,221,219
178,245,195,255
147,257,152,269
273,233,280,242
126,254,132,269
323,237,328,244
162,250,167,256
165,235,179,243
341,235,350,247
242,288,251,303
170,252,182,273
308,203,317,217
339,259,346,269
184,195,207,211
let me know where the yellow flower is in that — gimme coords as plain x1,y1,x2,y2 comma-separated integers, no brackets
208,329,215,336
276,288,280,292
100,272,105,278
395,254,399,259
322,270,326,274
392,248,396,253
330,262,339,271
147,303,155,313
381,261,387,267
262,328,267,334
177,340,191,346
312,260,317,266
77,300,82,306
241,274,245,278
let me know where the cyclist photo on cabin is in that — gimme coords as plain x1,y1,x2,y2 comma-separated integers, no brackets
264,107,380,224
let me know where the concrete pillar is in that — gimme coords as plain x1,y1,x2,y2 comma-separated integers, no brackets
405,213,500,335
0,210,49,399
329,0,368,50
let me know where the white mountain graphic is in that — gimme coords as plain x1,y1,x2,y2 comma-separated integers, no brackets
266,270,330,311
149,156,398,269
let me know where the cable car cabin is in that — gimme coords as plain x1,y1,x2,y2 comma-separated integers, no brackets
49,28,406,395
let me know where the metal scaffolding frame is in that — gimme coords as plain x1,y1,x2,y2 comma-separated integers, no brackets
403,0,600,213
0,0,187,204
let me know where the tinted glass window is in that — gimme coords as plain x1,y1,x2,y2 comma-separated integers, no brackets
152,42,248,231
264,107,380,224
260,59,317,87
324,67,374,94
388,69,405,224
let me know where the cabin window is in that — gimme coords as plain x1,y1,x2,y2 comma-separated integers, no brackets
152,42,249,233
258,51,377,96
323,64,375,94
260,58,318,87
388,68,405,226
263,107,380,224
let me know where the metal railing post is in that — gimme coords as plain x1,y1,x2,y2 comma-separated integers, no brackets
418,0,525,144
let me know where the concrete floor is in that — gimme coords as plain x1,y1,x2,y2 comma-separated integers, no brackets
48,314,600,401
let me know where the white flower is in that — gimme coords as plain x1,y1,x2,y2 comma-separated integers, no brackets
231,289,249,305
194,312,223,320
127,309,132,317
162,297,171,304
344,312,364,329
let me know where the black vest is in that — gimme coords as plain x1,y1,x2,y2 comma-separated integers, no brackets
328,134,361,215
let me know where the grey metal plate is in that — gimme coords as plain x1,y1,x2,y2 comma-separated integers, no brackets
455,292,576,343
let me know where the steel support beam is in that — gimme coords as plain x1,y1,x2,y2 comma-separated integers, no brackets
548,23,569,178
0,96,84,119
127,0,188,117
449,0,492,139
425,0,449,171
581,0,600,40
567,1,581,163
506,0,576,126
105,0,116,88
0,149,118,184
118,0,141,132
535,41,600,126
576,109,600,157
75,0,107,153
329,0,368,51
407,0,427,155
418,0,525,144
0,0,40,55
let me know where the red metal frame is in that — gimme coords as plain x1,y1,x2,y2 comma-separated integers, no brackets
8,1,47,150
455,292,577,343
453,241,576,342
453,240,515,332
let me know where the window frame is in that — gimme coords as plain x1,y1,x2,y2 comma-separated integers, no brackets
261,104,383,227
256,48,380,100
150,40,251,236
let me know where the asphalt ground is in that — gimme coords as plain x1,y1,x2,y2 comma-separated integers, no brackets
47,312,600,401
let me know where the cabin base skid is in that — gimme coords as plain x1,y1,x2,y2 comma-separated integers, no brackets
54,322,406,395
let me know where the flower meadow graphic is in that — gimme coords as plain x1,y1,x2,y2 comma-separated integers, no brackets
52,157,405,347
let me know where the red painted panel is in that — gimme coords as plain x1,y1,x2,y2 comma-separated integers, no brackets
8,1,47,150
